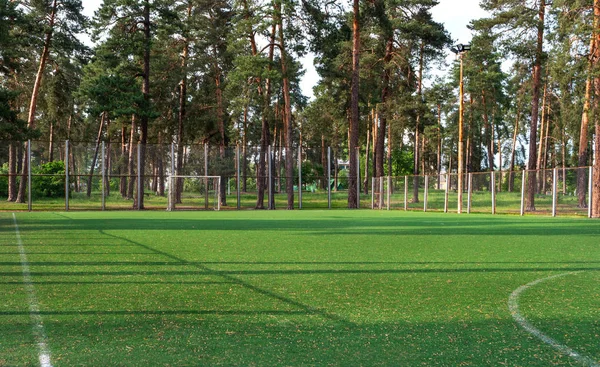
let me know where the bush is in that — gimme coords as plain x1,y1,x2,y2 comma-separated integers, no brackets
0,163,8,197
32,161,66,198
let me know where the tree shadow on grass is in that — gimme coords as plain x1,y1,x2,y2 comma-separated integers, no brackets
12,217,600,237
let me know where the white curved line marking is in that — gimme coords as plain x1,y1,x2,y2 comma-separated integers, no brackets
13,213,53,367
509,272,600,367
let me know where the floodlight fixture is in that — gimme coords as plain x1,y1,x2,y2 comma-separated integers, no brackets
456,44,471,52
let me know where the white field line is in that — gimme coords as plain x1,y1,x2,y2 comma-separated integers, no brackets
508,272,600,367
12,213,53,367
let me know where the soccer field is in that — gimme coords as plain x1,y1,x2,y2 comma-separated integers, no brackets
1,211,599,366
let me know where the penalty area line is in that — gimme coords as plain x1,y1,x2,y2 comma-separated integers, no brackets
508,271,600,367
13,213,53,367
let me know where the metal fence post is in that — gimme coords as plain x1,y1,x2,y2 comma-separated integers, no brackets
101,141,105,211
204,143,209,210
371,178,375,209
424,175,429,212
356,149,360,209
444,173,449,213
327,147,331,209
589,166,593,218
298,148,302,210
137,143,141,211
65,140,69,212
387,176,391,210
379,177,384,209
404,175,408,211
268,145,272,210
467,173,473,214
520,170,526,216
491,171,496,215
236,144,241,210
27,140,32,212
169,143,175,211
217,177,221,211
552,168,558,217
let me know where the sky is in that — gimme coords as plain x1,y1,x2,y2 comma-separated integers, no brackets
81,0,489,99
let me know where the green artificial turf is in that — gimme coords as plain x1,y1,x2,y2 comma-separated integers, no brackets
0,185,590,217
1,211,599,366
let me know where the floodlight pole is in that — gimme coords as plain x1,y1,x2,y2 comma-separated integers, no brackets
457,51,466,214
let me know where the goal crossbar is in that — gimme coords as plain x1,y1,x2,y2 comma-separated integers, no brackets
167,175,221,211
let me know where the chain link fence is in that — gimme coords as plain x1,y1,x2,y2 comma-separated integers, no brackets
0,140,594,217
372,168,593,218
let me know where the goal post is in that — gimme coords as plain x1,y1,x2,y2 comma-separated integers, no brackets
168,175,221,211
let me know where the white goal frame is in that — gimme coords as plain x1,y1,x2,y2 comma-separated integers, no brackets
167,175,221,211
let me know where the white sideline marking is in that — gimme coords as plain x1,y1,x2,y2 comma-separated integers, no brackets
13,213,53,367
508,272,600,367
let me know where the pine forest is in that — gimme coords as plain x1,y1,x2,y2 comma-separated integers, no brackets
1,0,600,215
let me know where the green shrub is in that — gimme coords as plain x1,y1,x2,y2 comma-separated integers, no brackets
0,163,8,197
32,161,66,198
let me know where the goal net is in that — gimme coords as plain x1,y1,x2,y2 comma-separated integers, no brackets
168,175,221,211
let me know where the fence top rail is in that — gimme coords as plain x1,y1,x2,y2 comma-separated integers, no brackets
168,175,222,179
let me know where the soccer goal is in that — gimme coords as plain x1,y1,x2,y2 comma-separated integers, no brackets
168,175,221,211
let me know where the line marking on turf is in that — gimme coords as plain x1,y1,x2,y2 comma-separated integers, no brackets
508,271,600,367
12,213,54,367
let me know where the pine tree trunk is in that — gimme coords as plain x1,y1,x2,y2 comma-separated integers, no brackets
467,95,474,173
87,112,106,198
157,134,164,196
176,5,191,204
136,0,151,210
526,0,546,211
537,81,548,194
323,135,329,191
577,37,593,207
274,0,294,210
105,137,111,197
15,142,29,203
16,0,58,203
70,145,79,193
497,139,502,192
213,41,228,207
373,109,378,183
151,150,158,194
363,123,370,195
387,119,392,181
348,0,360,209
274,124,280,193
7,143,17,201
256,19,276,209
48,121,54,162
593,121,600,217
594,0,600,219
481,90,493,172
437,104,442,190
541,109,551,194
413,42,425,203
508,99,521,192
242,106,248,192
127,115,136,200
376,38,393,180
120,124,128,198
